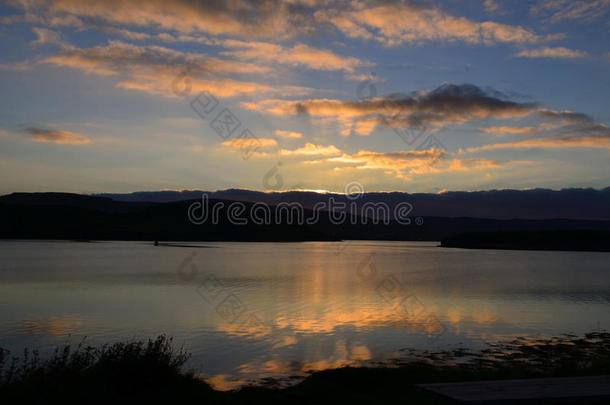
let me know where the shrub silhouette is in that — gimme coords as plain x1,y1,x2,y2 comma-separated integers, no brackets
0,335,215,404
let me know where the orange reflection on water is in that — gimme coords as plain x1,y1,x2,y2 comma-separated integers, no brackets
272,335,298,348
302,340,372,373
445,304,500,335
274,303,443,335
214,340,374,390
238,358,300,374
205,374,246,391
217,319,273,338
213,298,444,340
473,310,499,325
22,315,84,336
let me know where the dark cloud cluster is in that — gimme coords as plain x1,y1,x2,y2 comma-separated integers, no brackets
288,83,537,132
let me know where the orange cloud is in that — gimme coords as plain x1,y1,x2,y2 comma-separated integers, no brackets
221,40,371,74
340,117,378,136
44,40,269,75
279,143,341,156
245,84,536,135
467,135,610,152
11,0,569,50
319,1,556,46
480,126,539,135
100,27,216,44
24,127,91,145
324,148,503,179
329,148,446,168
40,40,287,98
444,158,500,172
222,138,277,149
275,130,303,139
537,109,592,122
12,0,311,39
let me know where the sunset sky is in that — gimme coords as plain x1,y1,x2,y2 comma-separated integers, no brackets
0,0,608,194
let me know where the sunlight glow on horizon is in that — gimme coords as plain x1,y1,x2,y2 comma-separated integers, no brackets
0,0,608,194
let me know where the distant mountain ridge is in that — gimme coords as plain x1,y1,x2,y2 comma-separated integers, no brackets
2,192,610,242
95,187,610,220
0,193,336,242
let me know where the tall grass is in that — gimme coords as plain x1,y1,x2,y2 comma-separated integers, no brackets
0,335,214,404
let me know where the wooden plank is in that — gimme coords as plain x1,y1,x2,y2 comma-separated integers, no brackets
416,375,610,404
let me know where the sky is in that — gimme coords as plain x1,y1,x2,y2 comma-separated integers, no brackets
0,0,609,195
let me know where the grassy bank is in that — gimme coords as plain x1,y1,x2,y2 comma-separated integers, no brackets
2,332,610,404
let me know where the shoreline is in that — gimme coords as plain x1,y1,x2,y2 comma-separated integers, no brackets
2,332,610,404
4,238,610,253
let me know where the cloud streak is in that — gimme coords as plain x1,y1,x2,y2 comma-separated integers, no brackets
245,83,537,135
8,0,568,50
326,148,501,179
221,40,371,74
531,0,610,23
9,0,315,39
319,0,559,46
222,138,277,149
279,143,341,156
23,127,91,144
516,47,588,59
40,40,286,97
30,27,64,46
275,130,303,139
466,135,610,152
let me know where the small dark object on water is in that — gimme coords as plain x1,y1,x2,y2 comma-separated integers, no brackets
154,240,159,246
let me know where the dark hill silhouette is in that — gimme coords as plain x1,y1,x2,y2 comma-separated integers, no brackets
1,192,154,213
0,194,335,241
2,192,610,242
96,187,610,220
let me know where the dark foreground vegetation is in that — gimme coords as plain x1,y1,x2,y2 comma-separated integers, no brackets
441,229,610,252
2,332,610,404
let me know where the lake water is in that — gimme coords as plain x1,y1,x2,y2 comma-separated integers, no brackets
0,240,609,389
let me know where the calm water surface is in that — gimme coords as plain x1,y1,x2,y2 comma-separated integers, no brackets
0,240,609,389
